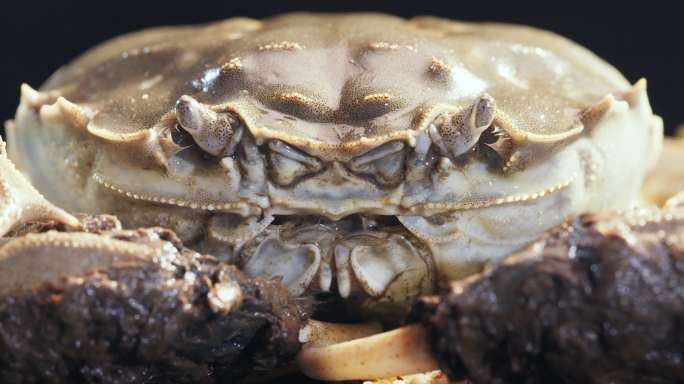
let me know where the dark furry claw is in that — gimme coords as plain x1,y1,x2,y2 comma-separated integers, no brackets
0,221,309,384
416,210,684,384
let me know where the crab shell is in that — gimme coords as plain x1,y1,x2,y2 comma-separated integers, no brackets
6,13,662,315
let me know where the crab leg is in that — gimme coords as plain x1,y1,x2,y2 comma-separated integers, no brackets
299,206,684,383
298,324,439,381
298,319,383,347
0,136,79,236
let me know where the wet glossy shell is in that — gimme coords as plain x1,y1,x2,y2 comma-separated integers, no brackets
40,13,629,155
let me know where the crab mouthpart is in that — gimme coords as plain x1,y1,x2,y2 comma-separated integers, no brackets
237,214,437,316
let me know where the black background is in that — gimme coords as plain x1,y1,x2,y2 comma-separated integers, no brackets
1,1,682,135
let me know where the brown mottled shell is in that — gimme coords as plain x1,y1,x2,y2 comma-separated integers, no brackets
41,13,629,156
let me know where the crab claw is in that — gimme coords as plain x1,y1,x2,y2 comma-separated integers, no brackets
0,225,309,382
0,137,79,236
175,95,243,157
429,94,496,159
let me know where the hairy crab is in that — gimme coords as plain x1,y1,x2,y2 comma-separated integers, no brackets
0,12,676,383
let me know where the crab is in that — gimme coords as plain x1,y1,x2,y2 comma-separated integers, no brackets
0,12,674,383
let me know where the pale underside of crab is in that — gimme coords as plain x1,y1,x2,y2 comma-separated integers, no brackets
3,13,664,319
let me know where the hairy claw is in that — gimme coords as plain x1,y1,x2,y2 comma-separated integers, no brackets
0,223,310,382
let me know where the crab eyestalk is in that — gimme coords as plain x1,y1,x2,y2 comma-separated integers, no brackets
174,95,243,157
428,93,496,159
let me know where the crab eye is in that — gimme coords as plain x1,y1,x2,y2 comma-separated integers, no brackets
170,125,195,147
175,95,243,157
429,94,496,160
267,140,324,186
476,125,514,169
348,141,406,187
